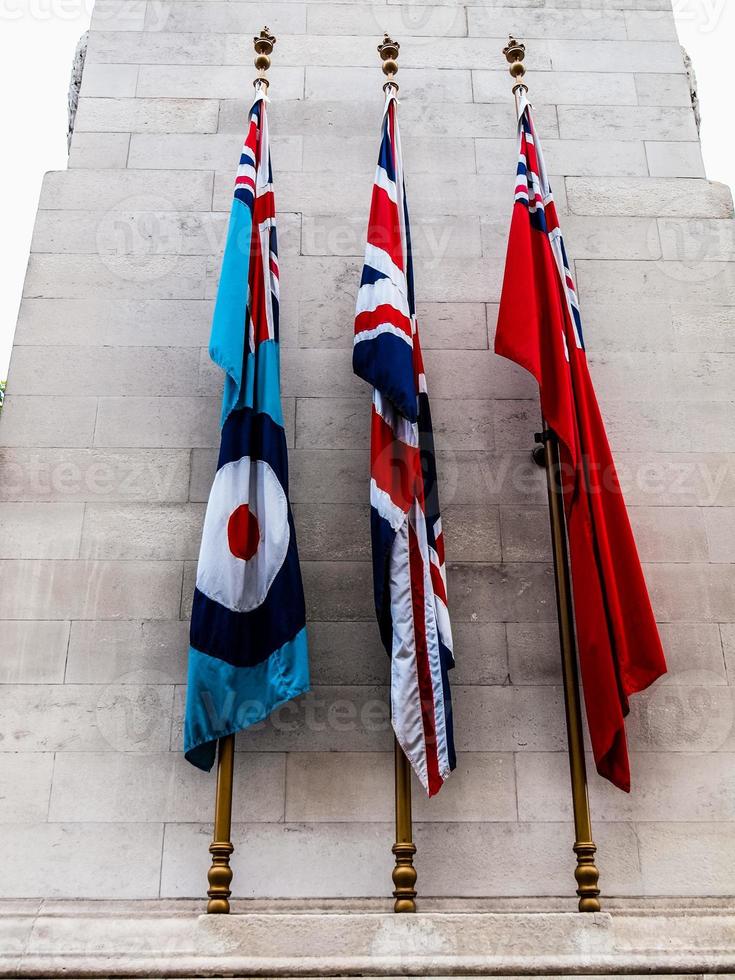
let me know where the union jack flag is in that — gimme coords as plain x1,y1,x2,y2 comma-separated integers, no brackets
353,88,455,796
496,91,666,792
184,84,309,772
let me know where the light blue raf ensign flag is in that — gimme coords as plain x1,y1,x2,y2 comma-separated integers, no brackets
184,85,310,772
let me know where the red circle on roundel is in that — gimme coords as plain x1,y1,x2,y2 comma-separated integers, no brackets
227,504,261,561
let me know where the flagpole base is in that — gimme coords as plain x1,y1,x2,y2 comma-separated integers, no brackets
575,841,601,912
392,841,417,913
207,840,234,914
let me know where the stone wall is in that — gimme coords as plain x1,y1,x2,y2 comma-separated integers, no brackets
1,0,734,901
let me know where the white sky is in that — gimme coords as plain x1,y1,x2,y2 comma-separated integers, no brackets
0,2,732,379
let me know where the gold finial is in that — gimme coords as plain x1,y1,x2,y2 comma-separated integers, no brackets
503,35,528,94
253,26,276,89
378,34,400,93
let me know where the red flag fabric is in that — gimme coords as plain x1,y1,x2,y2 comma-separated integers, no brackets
495,92,667,792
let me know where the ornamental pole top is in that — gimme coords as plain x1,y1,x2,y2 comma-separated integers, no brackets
253,26,276,89
378,34,400,93
503,35,528,94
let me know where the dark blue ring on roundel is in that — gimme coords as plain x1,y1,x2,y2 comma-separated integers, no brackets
190,407,306,669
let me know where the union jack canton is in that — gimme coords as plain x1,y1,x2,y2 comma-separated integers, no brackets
353,88,456,796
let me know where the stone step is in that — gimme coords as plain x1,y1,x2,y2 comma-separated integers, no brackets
2,899,734,978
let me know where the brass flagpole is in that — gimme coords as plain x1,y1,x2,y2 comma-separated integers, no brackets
376,34,417,914
205,26,278,916
503,37,601,913
206,733,235,913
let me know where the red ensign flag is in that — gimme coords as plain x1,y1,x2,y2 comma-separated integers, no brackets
495,92,667,792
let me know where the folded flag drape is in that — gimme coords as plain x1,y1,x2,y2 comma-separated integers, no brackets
184,85,309,771
495,91,666,792
353,88,456,796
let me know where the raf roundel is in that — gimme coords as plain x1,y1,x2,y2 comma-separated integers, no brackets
195,455,290,613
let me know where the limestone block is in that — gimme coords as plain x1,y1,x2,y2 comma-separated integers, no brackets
0,683,174,752
506,623,562,686
567,178,733,218
657,623,730,681
0,503,84,559
468,6,626,39
625,9,679,41
68,132,131,169
302,562,374,621
474,70,636,106
49,751,285,822
598,401,727,453
498,507,550,563
0,560,183,620
0,396,98,448
74,96,220,133
0,823,164,898
492,399,543,452
23,254,206,300
672,306,735,352
86,30,226,65
615,453,735,508
702,508,735,563
721,624,735,682
559,106,697,142
8,346,201,397
90,0,147,31
0,621,70,684
94,396,220,449
0,754,53,822
81,502,205,559
577,260,735,305
587,352,734,402
548,39,684,74
66,619,188,684
635,72,693,107
646,141,706,177
646,562,735,622
659,218,735,262
38,169,214,212
145,2,307,34
637,822,735,895
581,300,674,352
305,622,388,686
0,448,190,504
14,298,213,346
79,63,138,98
626,506,709,562
447,562,555,623
308,4,467,37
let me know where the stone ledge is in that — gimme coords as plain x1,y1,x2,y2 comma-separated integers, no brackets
1,899,734,977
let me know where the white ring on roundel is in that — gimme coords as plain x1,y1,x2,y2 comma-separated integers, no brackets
196,455,290,613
